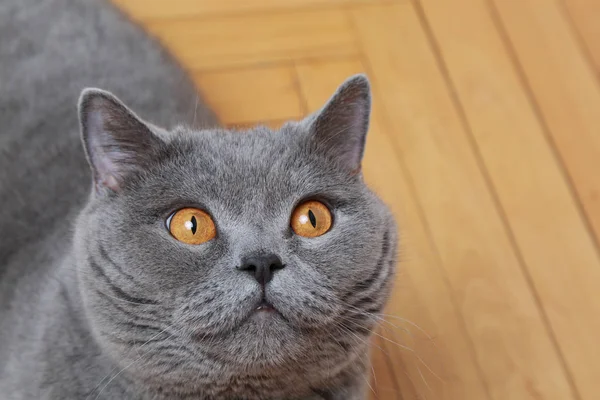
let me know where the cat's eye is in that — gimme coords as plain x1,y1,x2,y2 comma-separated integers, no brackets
291,200,332,238
167,208,216,245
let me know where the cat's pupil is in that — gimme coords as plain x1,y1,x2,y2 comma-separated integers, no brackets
308,210,317,228
190,216,197,235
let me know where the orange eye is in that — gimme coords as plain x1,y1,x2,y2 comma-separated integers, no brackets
291,200,332,238
168,208,216,245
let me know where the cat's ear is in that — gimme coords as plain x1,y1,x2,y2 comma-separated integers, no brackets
78,88,164,193
307,74,371,174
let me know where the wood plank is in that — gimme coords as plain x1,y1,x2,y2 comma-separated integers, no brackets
564,0,600,75
143,10,358,69
376,335,421,400
491,0,600,249
296,58,490,400
416,0,600,399
113,0,391,20
370,334,400,400
351,3,575,399
193,66,303,125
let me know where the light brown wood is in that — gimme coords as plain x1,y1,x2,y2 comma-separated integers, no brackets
491,0,600,251
370,334,400,400
193,66,303,125
416,0,600,399
142,9,358,69
564,0,600,75
113,0,600,398
112,0,391,19
351,3,574,399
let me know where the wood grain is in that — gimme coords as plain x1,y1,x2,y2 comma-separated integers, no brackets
564,0,600,75
416,0,600,398
112,0,391,19
143,10,358,69
491,0,600,252
370,335,400,400
351,3,575,399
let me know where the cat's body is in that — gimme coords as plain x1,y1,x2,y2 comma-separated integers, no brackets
0,0,397,399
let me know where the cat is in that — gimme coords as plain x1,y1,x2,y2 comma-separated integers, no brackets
0,0,397,399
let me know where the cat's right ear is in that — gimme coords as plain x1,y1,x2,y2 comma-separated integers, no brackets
78,88,164,194
304,74,371,175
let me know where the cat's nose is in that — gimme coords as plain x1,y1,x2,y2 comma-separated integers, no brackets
238,254,284,285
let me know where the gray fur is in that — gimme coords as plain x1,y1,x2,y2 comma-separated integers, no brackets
0,0,397,399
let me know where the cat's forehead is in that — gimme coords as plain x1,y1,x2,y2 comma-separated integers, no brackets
136,125,356,213
171,124,329,176
171,125,306,179
189,125,294,162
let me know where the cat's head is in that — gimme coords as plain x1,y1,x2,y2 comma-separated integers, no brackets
74,75,397,395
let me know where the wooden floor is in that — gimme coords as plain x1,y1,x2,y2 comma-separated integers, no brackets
113,1,600,399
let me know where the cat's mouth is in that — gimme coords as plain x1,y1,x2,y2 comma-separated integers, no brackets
255,299,276,313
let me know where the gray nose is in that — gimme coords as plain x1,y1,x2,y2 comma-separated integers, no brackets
238,254,284,285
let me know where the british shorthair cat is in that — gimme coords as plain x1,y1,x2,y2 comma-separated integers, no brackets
0,0,397,398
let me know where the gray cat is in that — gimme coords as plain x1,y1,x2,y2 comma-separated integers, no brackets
0,0,397,399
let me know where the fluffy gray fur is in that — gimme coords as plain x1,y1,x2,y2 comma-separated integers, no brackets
0,0,397,399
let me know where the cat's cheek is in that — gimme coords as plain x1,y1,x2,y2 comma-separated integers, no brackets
267,267,343,328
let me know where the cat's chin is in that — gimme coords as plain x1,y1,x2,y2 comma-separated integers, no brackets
188,302,292,343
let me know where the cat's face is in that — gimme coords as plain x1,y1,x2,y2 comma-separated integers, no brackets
74,76,397,395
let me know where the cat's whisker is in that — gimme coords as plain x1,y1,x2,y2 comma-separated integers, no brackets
339,301,432,343
332,323,407,397
369,327,415,353
373,318,411,341
340,303,413,337
338,317,414,354
363,368,378,397
374,312,435,343
371,329,442,384
93,330,178,400
339,317,443,385
323,326,379,398
334,323,432,400
95,332,174,400
416,363,432,396
192,95,199,127
371,363,377,397
332,322,385,356
89,315,185,400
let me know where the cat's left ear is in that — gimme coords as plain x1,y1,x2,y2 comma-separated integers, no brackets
78,88,165,194
307,74,371,174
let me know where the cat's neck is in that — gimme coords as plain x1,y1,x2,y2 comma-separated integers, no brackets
36,254,134,398
54,254,173,399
